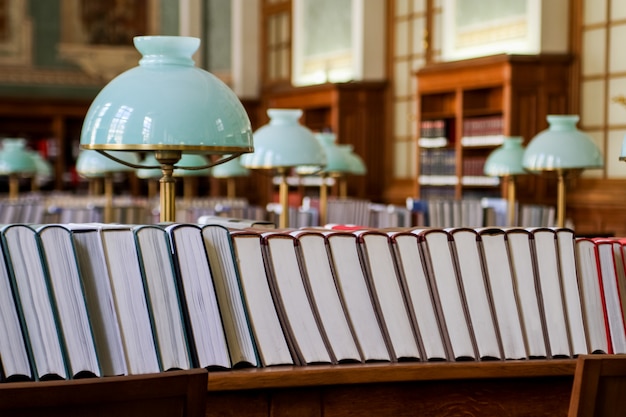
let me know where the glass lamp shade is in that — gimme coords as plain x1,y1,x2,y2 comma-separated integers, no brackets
211,155,249,178
240,109,326,170
76,150,140,179
173,154,210,177
0,138,37,175
338,144,367,175
296,132,351,176
523,115,603,172
28,151,53,178
484,137,526,176
80,36,253,156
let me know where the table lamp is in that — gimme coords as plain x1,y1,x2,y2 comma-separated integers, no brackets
80,36,253,223
484,136,526,227
0,138,37,200
28,150,53,191
240,108,326,228
76,149,140,222
523,115,603,227
211,155,249,199
296,132,351,225
337,144,367,198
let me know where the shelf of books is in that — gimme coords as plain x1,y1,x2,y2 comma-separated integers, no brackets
415,53,571,206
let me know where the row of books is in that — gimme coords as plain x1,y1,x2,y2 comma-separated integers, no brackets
419,148,456,176
1,222,621,384
407,197,558,228
460,115,505,147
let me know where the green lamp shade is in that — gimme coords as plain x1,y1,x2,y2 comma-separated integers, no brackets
80,36,253,156
211,155,249,178
240,109,326,169
76,150,140,178
136,153,162,179
173,154,210,177
484,136,526,176
28,151,53,178
338,144,367,175
0,138,37,175
523,115,603,171
296,132,351,175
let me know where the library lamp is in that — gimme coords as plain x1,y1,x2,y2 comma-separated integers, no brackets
80,36,253,223
337,144,367,198
296,132,351,225
27,150,53,191
0,138,37,200
484,136,526,227
523,115,603,228
211,155,249,199
240,108,326,228
76,149,140,222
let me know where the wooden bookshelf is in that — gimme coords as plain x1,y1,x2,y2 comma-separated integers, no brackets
205,361,576,416
415,54,572,203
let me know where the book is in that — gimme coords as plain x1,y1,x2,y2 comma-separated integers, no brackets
200,223,259,368
165,223,231,369
590,237,626,354
262,231,333,365
289,229,362,363
0,236,33,381
575,238,611,354
69,224,128,376
133,225,193,371
388,230,448,361
553,227,588,356
36,225,102,378
99,224,161,374
502,228,548,358
323,230,391,362
229,230,295,366
354,230,422,361
414,228,477,361
476,228,527,360
526,227,572,358
447,227,502,360
0,224,69,380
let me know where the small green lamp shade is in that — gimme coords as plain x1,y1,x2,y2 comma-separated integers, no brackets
0,138,37,175
297,132,351,176
136,153,162,179
76,150,140,178
173,153,210,177
211,155,249,178
240,109,326,170
338,144,367,175
28,151,53,179
484,137,526,176
523,115,603,172
80,36,253,156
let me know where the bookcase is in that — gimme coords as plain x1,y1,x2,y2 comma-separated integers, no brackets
0,97,91,191
415,54,571,203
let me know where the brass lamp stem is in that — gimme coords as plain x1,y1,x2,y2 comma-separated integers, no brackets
339,176,348,199
226,177,236,199
156,150,182,223
104,173,114,223
278,169,289,229
557,171,566,228
319,175,328,226
8,174,18,201
506,175,516,227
